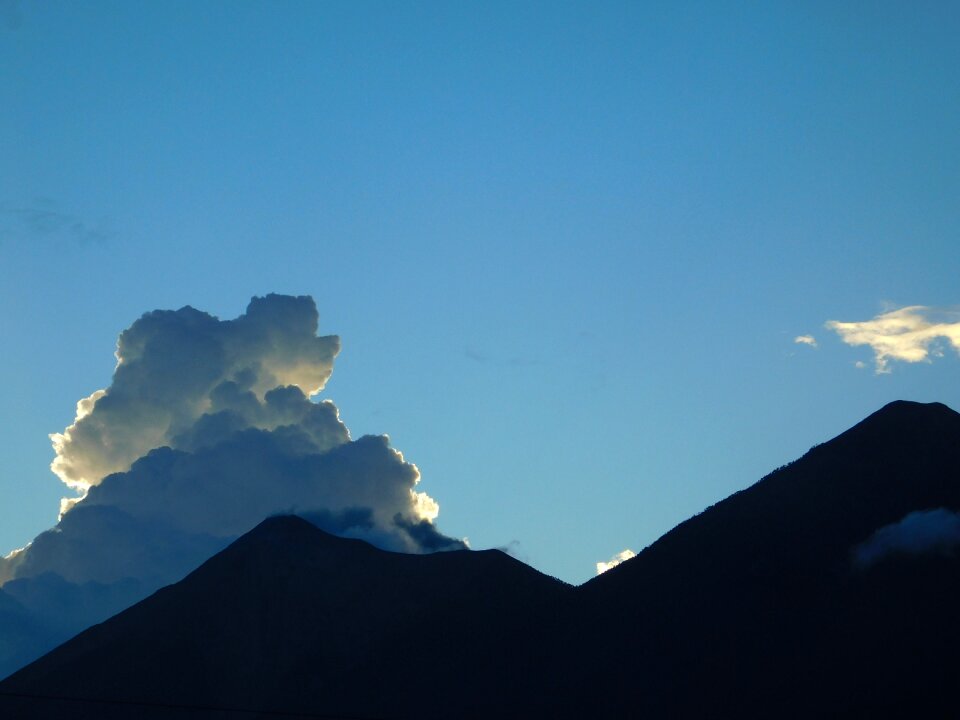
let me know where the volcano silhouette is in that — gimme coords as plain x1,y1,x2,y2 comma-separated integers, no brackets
2,400,959,718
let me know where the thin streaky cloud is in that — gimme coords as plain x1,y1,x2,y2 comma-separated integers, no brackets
0,203,110,246
826,305,960,374
794,335,818,348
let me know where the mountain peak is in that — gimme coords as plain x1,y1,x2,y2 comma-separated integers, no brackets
870,399,956,419
245,513,332,540
585,400,960,594
1,508,572,719
826,399,960,451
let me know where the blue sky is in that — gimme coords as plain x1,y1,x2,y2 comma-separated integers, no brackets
2,0,959,584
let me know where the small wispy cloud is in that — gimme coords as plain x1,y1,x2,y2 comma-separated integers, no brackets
826,305,960,373
1,202,110,246
596,548,636,575
794,335,818,348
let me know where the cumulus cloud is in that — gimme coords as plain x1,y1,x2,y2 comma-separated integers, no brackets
596,548,636,575
826,306,960,373
794,335,817,348
0,295,464,676
42,294,463,557
853,508,960,569
51,295,341,493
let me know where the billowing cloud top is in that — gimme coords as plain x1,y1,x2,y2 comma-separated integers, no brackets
826,306,960,373
51,295,340,492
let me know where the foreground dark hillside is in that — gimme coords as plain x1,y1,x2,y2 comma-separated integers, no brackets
0,515,573,719
2,401,959,718
575,400,960,716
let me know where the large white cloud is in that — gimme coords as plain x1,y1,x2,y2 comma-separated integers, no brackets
826,306,960,373
0,295,464,676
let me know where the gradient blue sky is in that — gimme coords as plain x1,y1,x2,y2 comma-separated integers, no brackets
2,1,958,584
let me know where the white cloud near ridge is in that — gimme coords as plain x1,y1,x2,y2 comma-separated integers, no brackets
596,548,636,575
825,305,960,373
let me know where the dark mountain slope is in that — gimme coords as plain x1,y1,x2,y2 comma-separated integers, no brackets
3,400,959,718
589,401,960,595
575,400,960,717
0,515,573,719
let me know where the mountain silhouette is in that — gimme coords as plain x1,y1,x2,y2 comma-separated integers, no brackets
2,400,959,718
0,514,574,719
573,399,960,717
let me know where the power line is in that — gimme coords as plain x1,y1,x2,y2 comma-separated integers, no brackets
0,689,387,719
